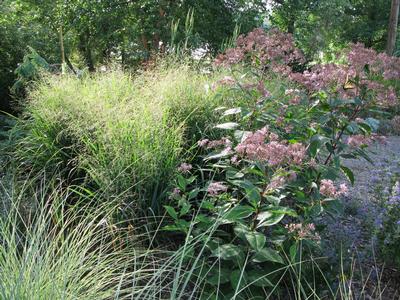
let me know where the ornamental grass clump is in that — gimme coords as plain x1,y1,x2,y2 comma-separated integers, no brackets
8,65,233,213
162,28,399,299
0,180,150,300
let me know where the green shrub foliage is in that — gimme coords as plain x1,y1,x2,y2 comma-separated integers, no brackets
163,28,399,299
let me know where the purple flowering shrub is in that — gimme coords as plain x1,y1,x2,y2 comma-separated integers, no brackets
163,28,399,298
376,177,400,267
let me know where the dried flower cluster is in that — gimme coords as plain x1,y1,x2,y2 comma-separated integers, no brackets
178,163,192,173
286,223,321,241
215,28,304,76
207,182,228,196
291,42,399,106
235,127,306,166
346,134,387,147
198,138,232,149
391,116,400,134
215,28,399,107
319,179,348,198
265,176,286,192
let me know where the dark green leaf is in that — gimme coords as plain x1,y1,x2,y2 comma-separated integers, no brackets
248,271,274,287
212,244,242,260
206,268,231,285
225,205,255,221
230,269,245,289
340,165,354,185
253,247,284,264
231,180,261,207
164,206,178,220
245,231,266,251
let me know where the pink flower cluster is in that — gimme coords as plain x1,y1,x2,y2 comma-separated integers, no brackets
215,29,399,107
207,182,228,196
178,163,192,173
347,43,400,80
198,138,232,149
290,63,349,94
290,43,399,106
319,179,348,198
265,176,286,191
285,223,321,241
346,135,372,147
235,127,306,166
346,134,387,147
215,28,305,75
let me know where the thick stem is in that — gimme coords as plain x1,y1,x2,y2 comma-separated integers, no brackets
386,0,400,55
59,26,65,74
323,105,361,166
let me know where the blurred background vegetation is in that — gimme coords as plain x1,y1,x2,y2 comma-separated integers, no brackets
0,0,398,113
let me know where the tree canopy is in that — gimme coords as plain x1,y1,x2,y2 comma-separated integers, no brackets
0,0,398,112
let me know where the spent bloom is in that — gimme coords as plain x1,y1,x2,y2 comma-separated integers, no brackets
212,76,236,90
198,139,209,148
207,182,228,196
178,163,192,173
169,187,181,199
319,179,348,198
214,28,304,71
346,134,386,147
346,135,372,147
235,128,306,166
265,176,286,192
286,223,320,241
387,181,400,206
198,138,232,150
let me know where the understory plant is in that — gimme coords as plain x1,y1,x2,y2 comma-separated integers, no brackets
163,28,399,299
376,175,400,268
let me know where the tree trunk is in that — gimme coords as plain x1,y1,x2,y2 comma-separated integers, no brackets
59,26,66,74
78,30,95,72
386,0,400,55
287,18,295,34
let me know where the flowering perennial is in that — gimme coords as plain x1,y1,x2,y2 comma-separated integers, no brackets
319,179,348,198
217,28,399,108
235,128,306,166
207,182,228,196
215,28,304,76
286,223,321,241
178,163,192,173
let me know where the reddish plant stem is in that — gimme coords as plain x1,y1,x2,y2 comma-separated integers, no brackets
323,104,361,166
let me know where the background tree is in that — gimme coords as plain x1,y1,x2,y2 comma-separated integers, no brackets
387,0,400,55
269,0,392,59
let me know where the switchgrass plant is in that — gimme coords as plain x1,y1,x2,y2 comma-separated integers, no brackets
8,64,234,214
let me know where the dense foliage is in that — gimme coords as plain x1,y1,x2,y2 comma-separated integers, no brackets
163,28,400,298
269,0,393,57
1,0,398,113
0,1,400,298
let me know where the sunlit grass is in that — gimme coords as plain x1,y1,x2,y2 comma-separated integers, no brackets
8,65,234,213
